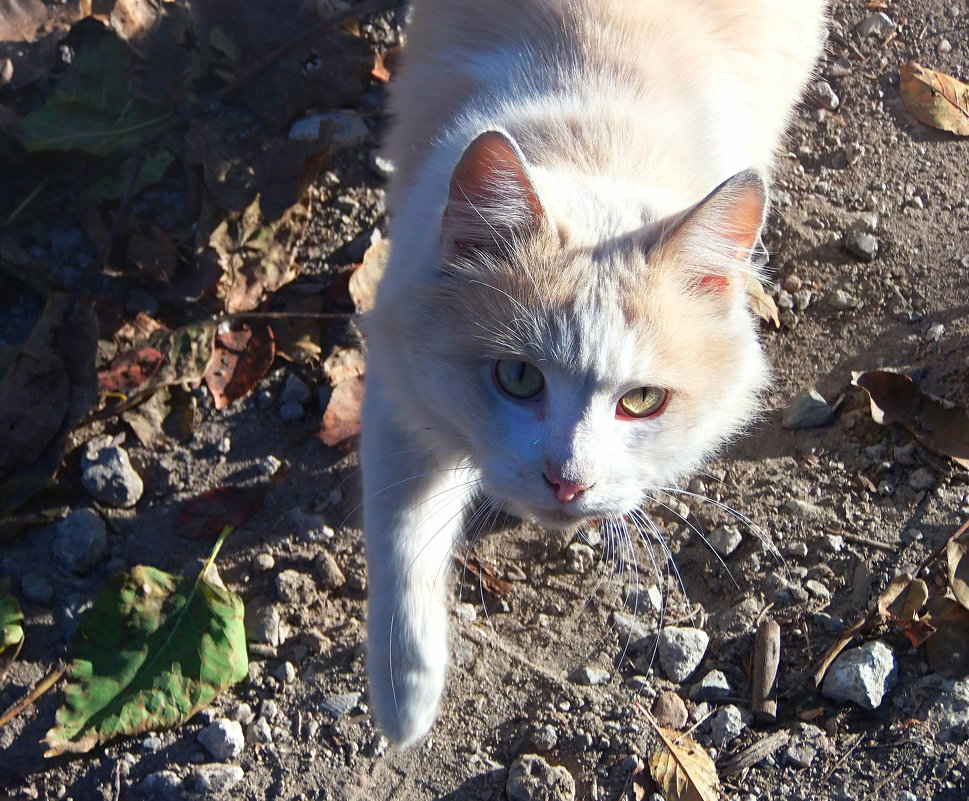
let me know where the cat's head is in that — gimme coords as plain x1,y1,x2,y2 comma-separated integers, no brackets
383,130,770,530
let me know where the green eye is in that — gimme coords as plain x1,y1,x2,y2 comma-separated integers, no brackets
494,360,545,400
617,386,668,418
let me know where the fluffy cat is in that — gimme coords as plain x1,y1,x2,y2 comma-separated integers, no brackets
362,0,828,746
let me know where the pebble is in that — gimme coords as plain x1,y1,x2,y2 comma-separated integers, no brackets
273,661,296,683
784,723,831,768
822,641,897,709
21,571,53,604
289,110,369,151
225,701,255,726
248,717,272,744
52,508,107,574
141,735,163,752
908,468,936,491
857,11,895,37
275,569,316,604
691,670,732,702
574,666,610,686
246,603,285,647
185,764,245,794
793,289,813,311
657,626,710,682
252,553,275,572
455,602,477,622
529,724,559,752
652,690,688,729
139,770,182,798
611,611,654,651
279,374,312,406
565,542,595,573
197,719,245,761
279,401,304,422
710,704,750,746
916,675,969,740
926,323,945,342
81,441,143,507
506,754,576,801
290,507,335,542
826,289,859,310
782,389,834,430
707,526,742,558
314,552,347,590
810,80,840,111
844,229,879,262
371,151,395,176
321,692,361,718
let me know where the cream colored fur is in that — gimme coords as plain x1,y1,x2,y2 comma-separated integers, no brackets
362,0,827,746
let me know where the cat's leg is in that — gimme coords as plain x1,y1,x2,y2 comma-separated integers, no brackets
362,392,474,747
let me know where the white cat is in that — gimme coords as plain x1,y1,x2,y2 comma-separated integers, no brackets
362,0,828,746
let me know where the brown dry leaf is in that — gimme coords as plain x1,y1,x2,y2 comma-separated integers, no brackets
948,533,969,611
349,236,389,313
323,346,365,387
649,726,722,801
371,46,401,83
319,376,364,449
876,573,936,647
176,485,268,540
900,61,969,137
125,225,177,282
203,196,312,314
271,293,327,363
203,323,276,410
453,550,512,598
746,276,780,328
924,595,969,678
98,346,166,395
852,370,969,469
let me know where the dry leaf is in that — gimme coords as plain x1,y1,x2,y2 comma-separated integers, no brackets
176,485,268,540
319,376,364,449
924,595,969,678
900,61,969,136
453,550,512,598
348,236,389,313
746,277,780,328
323,346,365,386
203,323,276,410
852,370,969,469
948,533,969,611
649,726,722,801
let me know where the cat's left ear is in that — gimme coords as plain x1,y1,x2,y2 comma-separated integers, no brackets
658,170,767,296
441,130,546,258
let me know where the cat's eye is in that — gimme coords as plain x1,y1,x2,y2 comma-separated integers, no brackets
494,359,545,400
617,386,668,418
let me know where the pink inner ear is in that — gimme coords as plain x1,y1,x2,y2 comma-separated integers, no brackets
697,274,731,292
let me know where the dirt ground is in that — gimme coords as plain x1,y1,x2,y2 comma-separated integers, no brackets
2,0,969,799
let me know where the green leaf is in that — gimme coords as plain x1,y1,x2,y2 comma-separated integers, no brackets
82,149,177,204
16,35,173,156
43,531,247,755
0,578,24,656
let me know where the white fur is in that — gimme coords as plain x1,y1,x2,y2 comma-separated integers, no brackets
363,0,828,746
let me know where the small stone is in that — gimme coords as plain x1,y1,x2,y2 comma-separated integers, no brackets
81,441,143,507
691,670,732,702
938,38,953,54
321,692,361,718
908,468,936,491
371,152,395,176
782,389,834,430
574,666,610,686
805,580,831,601
651,690,688,729
529,724,559,752
844,229,879,262
314,552,346,590
52,508,107,574
827,288,859,310
290,507,335,542
258,455,283,476
246,603,285,646
455,602,477,622
139,770,182,798
279,373,312,406
825,535,845,553
275,569,316,604
506,754,576,801
857,11,895,37
273,661,296,683
926,323,945,342
141,735,163,752
782,274,802,293
877,480,894,497
252,553,275,572
225,701,255,726
776,289,794,310
810,80,840,111
279,400,304,422
185,764,244,794
708,526,742,558
830,56,853,77
197,719,245,761
657,626,710,683
611,611,654,651
779,309,798,329
793,289,813,311
710,705,750,746
21,572,54,604
783,723,831,769
822,641,897,709
248,717,272,744
289,110,369,151
565,542,595,573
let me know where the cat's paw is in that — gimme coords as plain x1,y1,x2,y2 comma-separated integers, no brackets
367,647,447,747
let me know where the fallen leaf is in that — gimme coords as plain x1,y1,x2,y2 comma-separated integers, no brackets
371,46,401,83
0,473,72,540
349,236,389,313
746,276,780,328
0,0,85,89
649,725,722,801
852,370,969,469
43,534,247,756
319,375,364,449
322,346,365,386
271,292,327,363
203,323,276,410
948,533,969,611
900,61,969,137
0,577,24,657
125,224,177,281
453,550,512,598
98,346,166,396
924,595,969,678
176,485,268,540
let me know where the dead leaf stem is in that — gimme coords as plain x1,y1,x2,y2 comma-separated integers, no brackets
0,664,65,729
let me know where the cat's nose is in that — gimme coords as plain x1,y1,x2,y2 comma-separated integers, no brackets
543,473,589,503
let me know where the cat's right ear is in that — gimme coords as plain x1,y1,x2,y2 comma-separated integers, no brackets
441,130,546,258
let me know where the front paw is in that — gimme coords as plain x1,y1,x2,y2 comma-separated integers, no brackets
367,644,447,747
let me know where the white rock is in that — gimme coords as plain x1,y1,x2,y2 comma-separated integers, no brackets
782,389,834,429
186,764,244,794
658,626,710,682
565,542,595,573
507,754,576,801
574,666,610,686
822,641,897,709
197,719,245,761
708,526,742,558
710,704,750,746
81,441,143,507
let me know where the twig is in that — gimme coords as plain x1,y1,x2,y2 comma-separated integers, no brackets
0,665,65,728
838,531,898,553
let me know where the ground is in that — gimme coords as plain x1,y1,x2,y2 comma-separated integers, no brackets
1,0,968,799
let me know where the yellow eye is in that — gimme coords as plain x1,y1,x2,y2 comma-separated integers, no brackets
617,386,668,418
494,360,545,400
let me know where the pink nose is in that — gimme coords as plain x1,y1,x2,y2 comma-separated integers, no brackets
544,474,589,503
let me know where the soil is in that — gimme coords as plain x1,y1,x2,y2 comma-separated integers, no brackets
2,1,969,800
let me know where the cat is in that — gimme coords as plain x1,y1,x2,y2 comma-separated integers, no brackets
361,0,828,746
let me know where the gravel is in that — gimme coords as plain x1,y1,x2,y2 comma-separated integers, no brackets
184,764,245,794
565,542,595,573
321,692,362,718
197,719,245,761
707,526,742,558
651,690,688,729
691,670,732,702
856,11,895,37
52,508,107,574
844,229,879,262
710,704,750,747
782,389,834,430
314,551,347,589
81,440,144,507
657,626,710,683
822,641,897,709
506,754,576,801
